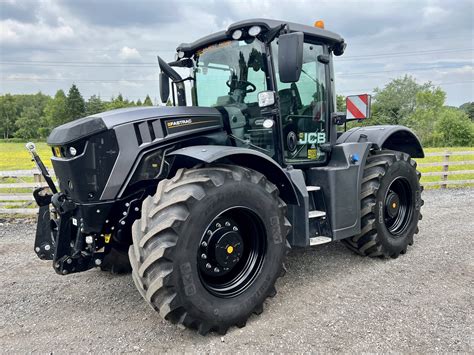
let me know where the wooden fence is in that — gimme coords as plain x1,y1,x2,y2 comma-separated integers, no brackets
418,151,474,188
0,151,472,215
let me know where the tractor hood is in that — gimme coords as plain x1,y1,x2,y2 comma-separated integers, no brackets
47,106,222,145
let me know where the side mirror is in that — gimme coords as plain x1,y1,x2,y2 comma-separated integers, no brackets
159,72,170,103
346,94,371,120
278,32,304,83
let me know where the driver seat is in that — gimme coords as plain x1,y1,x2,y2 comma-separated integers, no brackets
278,84,303,120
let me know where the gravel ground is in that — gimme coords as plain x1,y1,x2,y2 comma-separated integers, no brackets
0,188,472,353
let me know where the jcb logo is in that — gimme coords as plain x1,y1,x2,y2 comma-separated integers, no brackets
298,132,326,145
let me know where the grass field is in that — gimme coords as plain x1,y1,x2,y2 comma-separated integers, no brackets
0,142,473,203
0,142,52,170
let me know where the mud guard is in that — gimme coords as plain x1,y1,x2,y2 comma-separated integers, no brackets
337,125,424,158
168,145,299,206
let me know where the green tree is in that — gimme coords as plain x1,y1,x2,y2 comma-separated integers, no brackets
66,84,85,121
371,75,432,125
44,90,68,131
136,98,142,106
166,98,173,106
434,108,473,146
406,87,446,144
86,95,105,116
336,94,346,112
0,94,17,139
106,93,135,110
15,105,43,139
143,95,153,106
459,102,474,121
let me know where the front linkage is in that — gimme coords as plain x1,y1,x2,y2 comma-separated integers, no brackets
27,143,121,275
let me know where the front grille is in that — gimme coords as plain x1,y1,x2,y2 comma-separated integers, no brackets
51,130,119,202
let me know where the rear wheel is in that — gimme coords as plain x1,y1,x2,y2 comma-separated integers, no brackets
343,150,423,258
129,165,290,335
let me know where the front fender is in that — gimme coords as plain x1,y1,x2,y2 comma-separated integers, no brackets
168,145,299,205
337,125,424,158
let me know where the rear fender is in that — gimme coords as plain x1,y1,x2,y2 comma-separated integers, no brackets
168,145,299,205
337,125,424,158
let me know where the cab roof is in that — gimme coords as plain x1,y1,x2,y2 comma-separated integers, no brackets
176,18,345,57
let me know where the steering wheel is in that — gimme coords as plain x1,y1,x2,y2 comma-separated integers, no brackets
226,80,256,93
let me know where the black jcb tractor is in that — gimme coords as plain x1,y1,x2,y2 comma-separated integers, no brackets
27,19,424,335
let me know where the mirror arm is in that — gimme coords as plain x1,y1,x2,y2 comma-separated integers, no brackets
263,24,287,43
332,112,347,125
157,56,182,82
333,112,366,125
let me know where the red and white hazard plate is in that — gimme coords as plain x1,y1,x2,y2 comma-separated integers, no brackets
346,94,371,120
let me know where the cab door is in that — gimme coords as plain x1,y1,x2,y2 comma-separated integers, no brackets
272,41,330,164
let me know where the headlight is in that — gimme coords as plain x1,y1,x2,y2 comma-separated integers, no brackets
232,29,243,40
69,147,77,156
248,25,261,37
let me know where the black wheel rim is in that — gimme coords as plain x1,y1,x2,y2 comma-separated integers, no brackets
383,177,413,236
197,207,267,298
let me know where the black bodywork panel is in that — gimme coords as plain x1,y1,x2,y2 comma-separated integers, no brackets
338,125,424,158
286,142,371,246
169,145,299,205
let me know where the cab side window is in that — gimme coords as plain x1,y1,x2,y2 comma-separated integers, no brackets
272,42,328,163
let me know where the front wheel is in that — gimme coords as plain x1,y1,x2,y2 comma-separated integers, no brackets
129,165,290,335
343,150,423,258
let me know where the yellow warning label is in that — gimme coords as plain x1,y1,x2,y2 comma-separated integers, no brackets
308,148,317,160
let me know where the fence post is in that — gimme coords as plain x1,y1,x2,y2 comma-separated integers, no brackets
33,173,45,184
441,151,450,189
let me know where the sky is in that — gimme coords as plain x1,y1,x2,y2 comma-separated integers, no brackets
0,0,473,106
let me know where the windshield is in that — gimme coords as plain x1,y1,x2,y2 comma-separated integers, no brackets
192,38,276,158
193,39,268,107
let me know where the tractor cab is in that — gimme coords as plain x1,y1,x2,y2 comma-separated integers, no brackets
160,19,347,167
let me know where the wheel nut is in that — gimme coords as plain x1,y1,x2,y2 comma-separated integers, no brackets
233,226,238,231
206,263,211,269
225,221,230,227
214,267,220,273
201,253,207,259
66,258,72,264
207,230,212,236
216,223,221,228
201,241,208,247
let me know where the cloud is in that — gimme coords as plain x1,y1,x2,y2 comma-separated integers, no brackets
56,0,181,27
119,46,142,61
0,18,74,44
0,0,40,23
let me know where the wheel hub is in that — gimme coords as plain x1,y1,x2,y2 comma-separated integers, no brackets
383,177,413,237
385,191,400,218
198,217,243,276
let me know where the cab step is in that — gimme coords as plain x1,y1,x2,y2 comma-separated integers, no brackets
309,210,326,219
309,236,332,246
306,185,321,192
